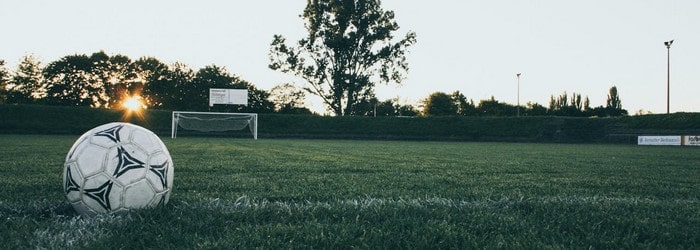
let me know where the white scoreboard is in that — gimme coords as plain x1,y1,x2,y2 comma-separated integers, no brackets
209,88,248,107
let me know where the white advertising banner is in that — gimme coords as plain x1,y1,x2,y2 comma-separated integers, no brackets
209,89,248,106
683,136,700,146
637,136,682,146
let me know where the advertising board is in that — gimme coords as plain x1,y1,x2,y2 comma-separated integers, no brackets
683,136,700,146
209,88,248,106
637,136,682,146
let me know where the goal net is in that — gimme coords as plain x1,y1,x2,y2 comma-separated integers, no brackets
171,111,257,139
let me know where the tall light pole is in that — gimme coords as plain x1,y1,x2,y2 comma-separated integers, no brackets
516,73,521,116
664,40,673,114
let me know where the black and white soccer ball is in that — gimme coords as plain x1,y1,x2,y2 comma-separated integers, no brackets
63,122,174,216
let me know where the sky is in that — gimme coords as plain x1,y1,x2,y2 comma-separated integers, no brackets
1,0,698,114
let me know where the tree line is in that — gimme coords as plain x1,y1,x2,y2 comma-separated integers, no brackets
0,52,627,117
421,87,627,117
0,52,312,114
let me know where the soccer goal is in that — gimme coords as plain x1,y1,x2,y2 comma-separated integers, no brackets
171,111,258,139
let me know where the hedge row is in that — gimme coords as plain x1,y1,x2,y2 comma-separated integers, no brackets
2,104,699,143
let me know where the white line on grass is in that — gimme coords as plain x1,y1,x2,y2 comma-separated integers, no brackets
0,200,128,249
31,214,126,249
179,195,699,212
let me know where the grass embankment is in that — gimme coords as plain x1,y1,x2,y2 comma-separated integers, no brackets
1,104,700,142
0,135,698,248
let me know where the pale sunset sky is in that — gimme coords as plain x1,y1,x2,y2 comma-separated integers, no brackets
1,0,698,114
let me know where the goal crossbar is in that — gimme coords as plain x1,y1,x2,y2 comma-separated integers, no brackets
171,111,258,139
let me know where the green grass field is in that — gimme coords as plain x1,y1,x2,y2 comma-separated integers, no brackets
1,135,698,248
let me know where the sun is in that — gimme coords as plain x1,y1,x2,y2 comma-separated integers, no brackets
123,96,146,112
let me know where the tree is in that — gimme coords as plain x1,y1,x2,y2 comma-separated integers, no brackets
269,0,416,116
135,57,171,108
422,92,456,116
0,59,9,103
154,62,195,111
547,92,589,117
451,91,476,116
350,97,416,116
269,83,312,114
604,86,627,116
43,54,98,106
396,103,418,116
374,99,396,116
7,54,44,104
524,102,547,116
606,86,621,110
571,92,582,111
43,51,137,108
477,96,516,116
348,96,377,116
96,53,138,108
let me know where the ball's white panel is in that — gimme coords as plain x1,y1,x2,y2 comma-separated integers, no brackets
65,135,90,162
123,179,156,209
75,145,109,178
130,128,161,154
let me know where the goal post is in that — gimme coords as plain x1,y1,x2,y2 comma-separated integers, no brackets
171,111,258,139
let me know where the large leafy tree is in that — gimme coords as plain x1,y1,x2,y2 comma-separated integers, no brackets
92,52,138,108
269,83,312,114
7,55,44,104
422,92,457,116
451,91,476,116
476,97,516,116
43,54,97,106
269,0,416,116
139,60,238,112
43,52,137,107
134,57,171,108
155,62,195,111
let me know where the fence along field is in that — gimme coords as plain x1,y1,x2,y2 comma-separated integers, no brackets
0,135,698,248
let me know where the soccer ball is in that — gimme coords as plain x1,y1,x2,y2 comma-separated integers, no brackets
63,122,174,216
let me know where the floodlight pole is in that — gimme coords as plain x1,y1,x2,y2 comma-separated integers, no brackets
516,73,521,117
664,40,673,114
